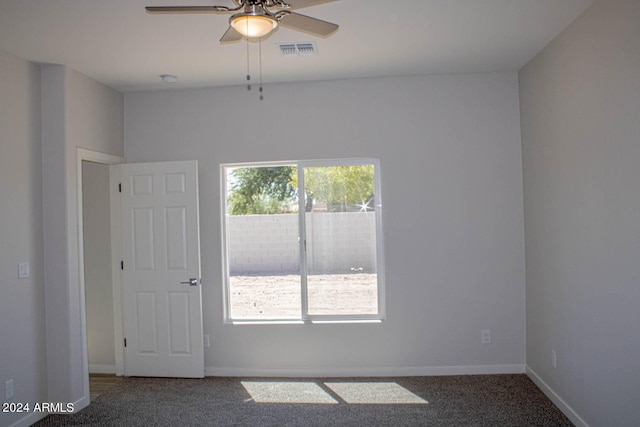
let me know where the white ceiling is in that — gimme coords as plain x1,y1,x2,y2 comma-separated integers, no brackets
0,0,595,92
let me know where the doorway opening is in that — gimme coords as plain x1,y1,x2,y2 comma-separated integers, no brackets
82,160,116,398
76,148,124,405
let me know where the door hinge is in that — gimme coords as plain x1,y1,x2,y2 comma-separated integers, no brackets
120,260,124,270
124,338,127,347
118,183,122,193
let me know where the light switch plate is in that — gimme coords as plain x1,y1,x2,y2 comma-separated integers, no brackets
18,262,30,279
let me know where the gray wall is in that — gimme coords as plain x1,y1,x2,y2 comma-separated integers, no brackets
82,161,116,372
0,49,47,427
41,65,123,408
125,72,526,375
519,0,640,425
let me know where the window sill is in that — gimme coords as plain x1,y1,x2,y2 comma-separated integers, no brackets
226,318,384,326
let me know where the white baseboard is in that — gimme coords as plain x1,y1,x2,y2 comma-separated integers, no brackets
526,366,589,427
89,364,116,374
205,364,525,378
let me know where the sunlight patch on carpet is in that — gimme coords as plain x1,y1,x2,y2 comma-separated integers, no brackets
241,381,338,404
241,380,428,405
325,382,429,404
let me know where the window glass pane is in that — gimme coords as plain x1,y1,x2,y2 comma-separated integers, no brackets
223,161,382,321
226,165,301,319
304,165,378,315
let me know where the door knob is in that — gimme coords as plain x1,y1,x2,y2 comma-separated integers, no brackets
180,278,199,286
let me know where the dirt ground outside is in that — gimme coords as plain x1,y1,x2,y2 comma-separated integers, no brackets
228,273,378,319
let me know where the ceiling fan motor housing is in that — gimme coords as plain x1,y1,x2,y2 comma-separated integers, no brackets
230,4,279,38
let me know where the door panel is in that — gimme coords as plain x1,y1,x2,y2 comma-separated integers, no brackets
133,208,155,271
165,206,188,271
136,292,158,354
120,160,204,378
168,291,191,354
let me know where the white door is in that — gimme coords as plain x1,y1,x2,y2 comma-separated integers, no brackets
119,161,204,378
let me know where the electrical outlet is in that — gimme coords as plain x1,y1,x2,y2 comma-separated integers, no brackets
551,350,557,368
203,334,210,348
18,262,30,279
5,379,14,399
481,329,491,344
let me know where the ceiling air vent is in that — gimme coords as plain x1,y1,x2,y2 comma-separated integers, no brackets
278,42,317,57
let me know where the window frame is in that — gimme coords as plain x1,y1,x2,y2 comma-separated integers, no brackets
221,158,385,324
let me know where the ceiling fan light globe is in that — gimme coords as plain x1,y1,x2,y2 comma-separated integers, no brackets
231,15,278,38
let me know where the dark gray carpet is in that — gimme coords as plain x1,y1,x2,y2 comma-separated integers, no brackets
34,374,573,426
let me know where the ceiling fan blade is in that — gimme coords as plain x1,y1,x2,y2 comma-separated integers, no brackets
145,6,231,14
220,26,243,43
283,0,339,11
278,12,338,37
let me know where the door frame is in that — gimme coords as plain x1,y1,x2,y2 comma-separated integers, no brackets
76,148,124,404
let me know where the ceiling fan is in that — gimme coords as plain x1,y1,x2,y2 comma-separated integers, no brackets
146,0,339,42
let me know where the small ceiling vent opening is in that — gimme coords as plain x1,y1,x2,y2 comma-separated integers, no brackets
278,42,317,57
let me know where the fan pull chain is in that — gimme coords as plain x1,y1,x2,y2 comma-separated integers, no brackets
259,38,264,101
246,21,251,91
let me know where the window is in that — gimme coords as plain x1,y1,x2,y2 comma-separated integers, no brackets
221,159,384,322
